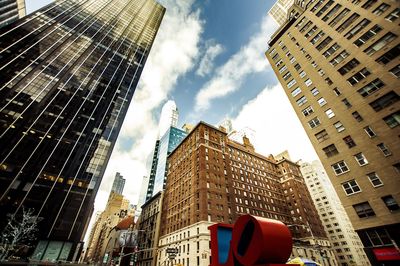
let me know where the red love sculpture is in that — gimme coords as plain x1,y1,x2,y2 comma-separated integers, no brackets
208,215,298,266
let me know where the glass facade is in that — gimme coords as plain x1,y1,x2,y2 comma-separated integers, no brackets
0,0,25,29
146,127,187,201
0,0,165,261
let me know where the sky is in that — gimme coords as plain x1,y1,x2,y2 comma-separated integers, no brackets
26,0,319,223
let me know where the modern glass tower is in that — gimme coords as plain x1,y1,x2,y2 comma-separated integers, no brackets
144,101,187,202
0,0,26,29
0,0,165,262
111,172,125,195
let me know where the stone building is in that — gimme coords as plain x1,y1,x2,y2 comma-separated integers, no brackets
265,1,400,264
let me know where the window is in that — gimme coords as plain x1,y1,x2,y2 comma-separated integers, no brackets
352,111,363,122
322,4,342,22
302,106,314,117
362,229,392,247
291,87,302,97
316,36,332,51
330,50,349,66
362,0,377,10
385,8,400,22
364,32,397,56
300,21,312,33
278,65,287,74
316,0,334,17
336,13,360,33
325,77,333,85
310,30,325,45
332,161,349,175
311,88,319,96
347,68,371,85
383,111,400,128
299,70,307,78
367,172,383,187
354,153,368,166
305,26,318,38
372,3,390,16
390,64,400,78
282,72,292,81
377,143,391,156
343,135,356,148
354,25,382,47
323,144,339,157
318,97,327,106
338,58,360,75
308,117,321,128
382,195,399,211
323,43,341,58
296,96,307,106
294,63,301,71
344,18,371,39
287,79,297,88
272,53,281,62
334,121,345,132
364,126,376,138
305,78,313,87
325,108,335,118
329,8,351,27
333,87,341,96
356,79,384,97
342,98,352,108
342,180,361,195
315,130,329,142
369,91,399,112
311,0,325,13
376,44,400,64
353,202,375,218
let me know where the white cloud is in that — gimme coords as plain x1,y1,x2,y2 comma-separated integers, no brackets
194,15,278,112
93,0,203,212
196,40,224,77
231,83,318,162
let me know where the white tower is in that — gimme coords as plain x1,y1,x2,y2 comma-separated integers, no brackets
158,100,178,138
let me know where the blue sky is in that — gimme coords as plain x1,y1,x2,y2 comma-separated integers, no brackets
25,0,318,212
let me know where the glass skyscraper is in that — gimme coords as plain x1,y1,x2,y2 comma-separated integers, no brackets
111,172,125,195
0,0,165,262
0,0,26,29
144,101,187,202
150,126,187,197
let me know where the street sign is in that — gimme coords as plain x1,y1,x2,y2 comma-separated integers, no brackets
166,247,179,254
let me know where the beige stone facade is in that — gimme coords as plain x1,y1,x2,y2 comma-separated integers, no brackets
84,192,129,263
300,160,370,265
266,1,400,264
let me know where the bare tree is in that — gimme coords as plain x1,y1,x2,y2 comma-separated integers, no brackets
0,208,40,261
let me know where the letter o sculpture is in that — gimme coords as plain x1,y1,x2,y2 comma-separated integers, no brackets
230,215,292,265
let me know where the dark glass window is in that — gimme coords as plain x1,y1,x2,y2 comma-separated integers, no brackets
357,78,384,97
323,144,339,157
353,202,375,218
338,58,360,75
354,24,382,47
376,44,400,64
343,136,356,148
315,129,329,142
352,111,363,122
369,91,399,112
347,68,371,85
383,111,400,128
382,195,399,211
